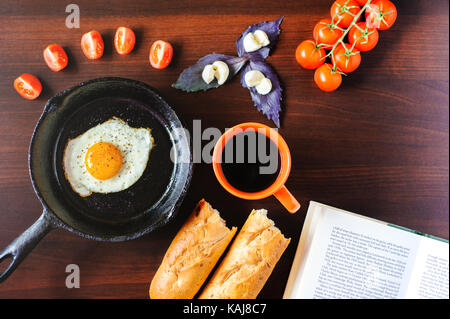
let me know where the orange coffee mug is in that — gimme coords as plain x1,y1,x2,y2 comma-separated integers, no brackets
212,122,300,213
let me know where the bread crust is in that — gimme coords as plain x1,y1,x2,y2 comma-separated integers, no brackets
198,209,290,299
149,199,237,299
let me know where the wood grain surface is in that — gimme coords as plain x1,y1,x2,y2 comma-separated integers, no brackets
0,0,448,299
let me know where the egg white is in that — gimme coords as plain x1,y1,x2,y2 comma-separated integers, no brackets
63,117,154,196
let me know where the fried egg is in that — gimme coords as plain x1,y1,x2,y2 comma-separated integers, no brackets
63,117,154,196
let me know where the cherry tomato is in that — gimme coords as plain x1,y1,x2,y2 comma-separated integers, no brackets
348,22,379,52
365,0,397,30
313,18,344,49
114,27,136,55
330,0,361,28
314,64,342,92
14,74,42,100
332,43,361,73
149,40,173,69
81,30,104,59
43,44,68,72
355,0,368,5
295,40,326,70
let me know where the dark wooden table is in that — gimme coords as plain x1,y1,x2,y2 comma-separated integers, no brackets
0,0,448,299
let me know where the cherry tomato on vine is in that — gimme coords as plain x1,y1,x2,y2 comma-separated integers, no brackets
355,0,368,5
295,40,326,70
114,27,135,55
43,44,68,72
81,30,104,59
313,18,344,49
330,0,361,28
14,74,42,100
314,64,342,92
348,22,379,52
149,40,173,69
365,0,397,30
332,43,361,73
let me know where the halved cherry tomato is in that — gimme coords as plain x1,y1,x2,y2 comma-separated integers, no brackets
365,0,397,30
330,0,361,28
314,64,342,92
43,44,68,72
14,74,42,100
313,18,344,49
348,22,379,52
332,43,361,73
81,30,104,59
149,40,173,69
295,40,326,70
114,27,135,55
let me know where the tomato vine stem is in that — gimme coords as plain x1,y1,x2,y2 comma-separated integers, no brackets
324,0,373,73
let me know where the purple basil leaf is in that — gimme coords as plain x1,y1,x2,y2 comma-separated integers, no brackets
240,58,282,127
172,53,248,92
236,17,284,60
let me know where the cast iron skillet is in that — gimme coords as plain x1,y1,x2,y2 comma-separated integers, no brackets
0,77,193,282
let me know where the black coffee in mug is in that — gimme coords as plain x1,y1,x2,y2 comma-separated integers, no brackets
220,131,281,193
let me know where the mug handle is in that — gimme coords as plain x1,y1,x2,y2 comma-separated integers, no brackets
274,185,300,214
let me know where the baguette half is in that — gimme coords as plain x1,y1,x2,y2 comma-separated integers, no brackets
199,209,290,299
149,199,237,299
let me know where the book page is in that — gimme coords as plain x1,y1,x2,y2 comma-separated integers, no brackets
288,202,421,299
283,200,324,298
405,236,449,299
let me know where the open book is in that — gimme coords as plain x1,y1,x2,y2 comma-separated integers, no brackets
283,201,449,299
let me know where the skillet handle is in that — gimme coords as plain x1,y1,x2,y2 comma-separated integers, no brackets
0,211,54,283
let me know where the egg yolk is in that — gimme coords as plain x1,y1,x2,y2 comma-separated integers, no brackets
85,142,123,180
